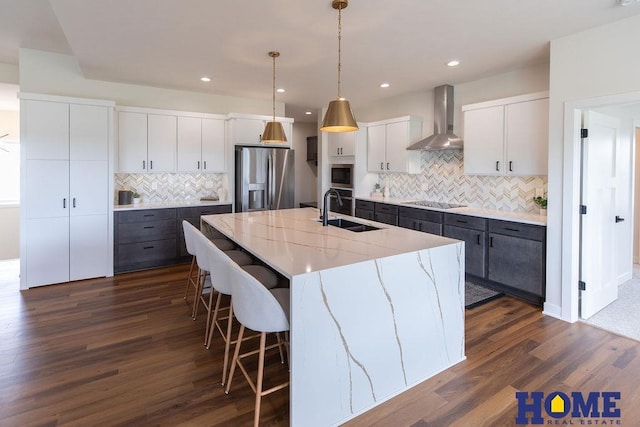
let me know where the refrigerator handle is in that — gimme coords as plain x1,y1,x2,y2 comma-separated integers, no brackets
269,153,276,209
266,153,272,210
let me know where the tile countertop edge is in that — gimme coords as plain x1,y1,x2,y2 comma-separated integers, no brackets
356,196,547,226
113,200,232,211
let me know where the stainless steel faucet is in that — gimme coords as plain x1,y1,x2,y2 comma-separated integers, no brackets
322,189,343,226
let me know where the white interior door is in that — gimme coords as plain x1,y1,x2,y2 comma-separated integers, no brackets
580,111,621,319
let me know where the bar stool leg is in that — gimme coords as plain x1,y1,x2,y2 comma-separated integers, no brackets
254,332,267,427
183,256,196,300
206,292,224,349
221,301,234,386
225,325,245,395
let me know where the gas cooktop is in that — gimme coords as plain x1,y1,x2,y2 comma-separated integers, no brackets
403,200,466,209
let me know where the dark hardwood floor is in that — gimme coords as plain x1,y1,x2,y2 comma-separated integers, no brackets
1,262,639,426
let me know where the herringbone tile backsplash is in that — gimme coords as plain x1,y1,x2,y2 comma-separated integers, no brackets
114,173,228,203
379,151,547,213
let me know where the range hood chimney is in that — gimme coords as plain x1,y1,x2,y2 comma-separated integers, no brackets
407,84,463,150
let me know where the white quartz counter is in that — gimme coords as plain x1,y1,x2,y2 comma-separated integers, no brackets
357,195,547,226
113,200,231,211
202,207,458,279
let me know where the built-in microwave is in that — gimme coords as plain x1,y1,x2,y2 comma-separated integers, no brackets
330,163,354,189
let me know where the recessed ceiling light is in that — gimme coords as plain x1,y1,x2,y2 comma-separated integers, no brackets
305,111,313,115
447,60,460,67
277,88,285,93
380,83,390,88
200,77,211,82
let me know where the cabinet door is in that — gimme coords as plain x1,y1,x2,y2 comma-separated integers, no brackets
70,104,109,161
367,124,386,172
202,118,226,172
506,98,549,176
443,225,486,278
463,106,505,175
147,114,176,172
385,121,409,173
25,217,70,287
70,160,108,216
24,160,69,219
118,111,148,172
328,132,355,157
24,100,69,160
355,208,374,221
231,118,265,145
177,116,202,172
488,233,543,296
70,214,108,281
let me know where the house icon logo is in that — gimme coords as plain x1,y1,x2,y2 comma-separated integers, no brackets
515,391,622,424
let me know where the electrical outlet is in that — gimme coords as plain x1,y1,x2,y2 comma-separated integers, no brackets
151,182,158,190
535,188,544,198
205,181,213,189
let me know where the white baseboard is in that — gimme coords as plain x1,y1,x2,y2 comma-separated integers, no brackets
542,302,567,321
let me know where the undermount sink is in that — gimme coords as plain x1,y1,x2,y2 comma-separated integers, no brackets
322,218,381,232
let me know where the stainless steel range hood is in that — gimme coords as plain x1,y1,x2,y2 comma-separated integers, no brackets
407,84,463,150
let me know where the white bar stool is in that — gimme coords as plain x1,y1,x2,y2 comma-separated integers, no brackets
224,261,290,427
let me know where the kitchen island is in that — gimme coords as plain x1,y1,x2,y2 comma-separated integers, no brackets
202,208,465,426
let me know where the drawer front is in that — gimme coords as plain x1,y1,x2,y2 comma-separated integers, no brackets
489,219,545,241
117,238,177,265
355,199,375,211
398,206,443,223
178,204,232,218
398,217,442,235
443,213,486,231
375,212,397,226
355,208,374,221
375,203,398,215
116,208,176,224
118,219,176,244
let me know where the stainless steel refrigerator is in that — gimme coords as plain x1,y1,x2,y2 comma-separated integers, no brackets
235,146,295,212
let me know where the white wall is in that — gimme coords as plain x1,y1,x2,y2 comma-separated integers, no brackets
292,122,318,207
547,14,640,321
18,49,283,116
0,206,19,260
0,63,19,84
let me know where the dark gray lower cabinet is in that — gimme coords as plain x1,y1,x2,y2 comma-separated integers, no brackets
443,224,486,278
374,203,398,226
115,204,231,273
355,199,375,221
398,206,443,235
487,219,545,303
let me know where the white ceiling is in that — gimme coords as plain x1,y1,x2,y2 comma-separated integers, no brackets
1,0,640,121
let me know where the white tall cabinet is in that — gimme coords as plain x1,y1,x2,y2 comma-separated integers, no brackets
20,94,114,289
462,92,549,176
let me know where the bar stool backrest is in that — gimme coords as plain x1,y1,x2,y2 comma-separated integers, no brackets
228,263,289,333
182,220,198,257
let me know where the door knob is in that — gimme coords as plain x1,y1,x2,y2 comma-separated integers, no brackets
615,216,625,223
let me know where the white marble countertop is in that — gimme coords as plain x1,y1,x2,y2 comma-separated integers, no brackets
202,207,459,279
356,195,547,226
113,200,232,211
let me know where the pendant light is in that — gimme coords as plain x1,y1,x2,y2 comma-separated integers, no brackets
262,51,287,143
321,0,358,133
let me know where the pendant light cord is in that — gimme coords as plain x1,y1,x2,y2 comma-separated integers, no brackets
272,53,276,121
337,4,342,99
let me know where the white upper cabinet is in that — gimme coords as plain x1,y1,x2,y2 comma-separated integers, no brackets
328,132,355,157
147,113,176,172
367,116,422,174
462,92,549,176
24,100,69,160
117,108,177,173
227,113,293,148
177,115,226,172
70,104,109,161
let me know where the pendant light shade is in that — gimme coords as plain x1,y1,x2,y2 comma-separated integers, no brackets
262,51,287,143
321,0,358,133
321,99,358,132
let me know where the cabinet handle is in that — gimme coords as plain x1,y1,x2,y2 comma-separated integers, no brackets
456,219,468,224
143,214,155,217
509,161,513,172
476,234,480,245
337,148,340,155
505,227,520,232
490,236,494,247
418,223,422,232
386,162,390,170
143,246,155,250
495,161,500,171
197,161,200,169
150,160,153,170
63,198,66,209
143,226,155,229
142,160,146,170
204,161,207,169
73,198,76,208
380,162,384,170
615,216,625,223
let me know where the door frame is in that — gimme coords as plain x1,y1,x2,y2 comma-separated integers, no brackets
561,91,640,322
